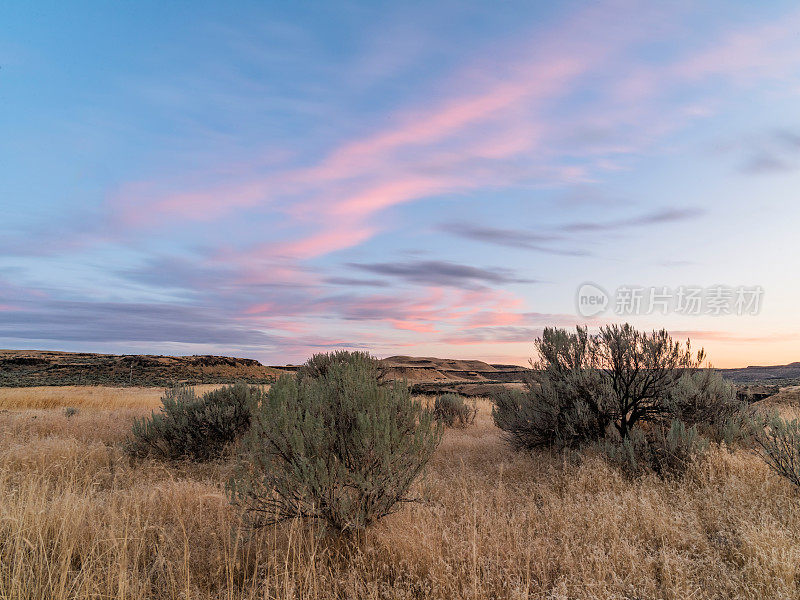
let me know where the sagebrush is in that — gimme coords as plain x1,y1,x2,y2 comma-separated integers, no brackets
599,419,709,477
492,324,744,475
228,351,442,533
126,382,263,461
434,393,477,427
296,349,387,382
750,412,800,489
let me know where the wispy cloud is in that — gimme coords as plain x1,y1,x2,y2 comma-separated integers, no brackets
437,222,589,255
0,299,281,346
740,154,795,174
560,207,705,233
323,277,390,288
439,207,704,253
348,260,537,290
440,326,543,345
668,330,798,344
733,128,800,175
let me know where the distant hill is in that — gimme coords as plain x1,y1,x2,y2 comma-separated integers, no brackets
2,349,797,393
0,350,284,387
270,355,529,396
378,355,528,396
718,362,800,385
376,356,800,397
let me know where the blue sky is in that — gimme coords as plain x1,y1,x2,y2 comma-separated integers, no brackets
2,1,799,366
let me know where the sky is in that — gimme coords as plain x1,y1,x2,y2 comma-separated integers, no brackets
2,1,800,367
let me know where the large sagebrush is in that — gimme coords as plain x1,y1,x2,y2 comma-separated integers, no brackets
126,382,262,461
492,324,744,475
228,352,442,534
296,350,387,382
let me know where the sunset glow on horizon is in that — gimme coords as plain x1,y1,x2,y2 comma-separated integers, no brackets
2,1,799,368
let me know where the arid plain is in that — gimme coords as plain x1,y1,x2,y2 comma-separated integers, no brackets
2,382,800,599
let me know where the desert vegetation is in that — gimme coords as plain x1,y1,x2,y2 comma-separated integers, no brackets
127,382,264,461
433,393,477,427
751,411,800,490
2,339,800,598
492,325,745,476
229,351,441,533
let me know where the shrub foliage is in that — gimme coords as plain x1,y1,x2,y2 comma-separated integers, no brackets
228,351,442,533
750,412,800,489
434,393,477,428
126,382,262,461
492,324,743,475
296,350,387,382
599,419,709,477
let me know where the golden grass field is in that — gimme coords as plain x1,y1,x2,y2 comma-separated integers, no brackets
0,385,224,410
1,386,800,599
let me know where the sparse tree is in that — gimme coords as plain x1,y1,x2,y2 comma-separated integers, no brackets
589,324,708,437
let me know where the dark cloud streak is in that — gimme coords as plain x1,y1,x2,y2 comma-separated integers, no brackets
0,300,281,346
323,277,390,287
733,128,800,175
439,206,704,252
437,223,589,256
348,260,537,289
560,207,705,232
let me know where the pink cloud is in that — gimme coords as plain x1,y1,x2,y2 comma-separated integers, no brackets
329,286,526,335
466,311,525,327
109,5,624,249
244,318,310,333
668,330,798,344
331,176,453,218
269,226,377,261
233,285,530,341
389,320,438,333
312,60,585,179
243,302,273,315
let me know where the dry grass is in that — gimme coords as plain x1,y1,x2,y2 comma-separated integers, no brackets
0,384,225,410
1,394,800,599
759,386,800,418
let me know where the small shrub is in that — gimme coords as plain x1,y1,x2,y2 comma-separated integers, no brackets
750,412,800,489
434,393,477,428
126,382,262,461
228,352,442,534
63,406,79,418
